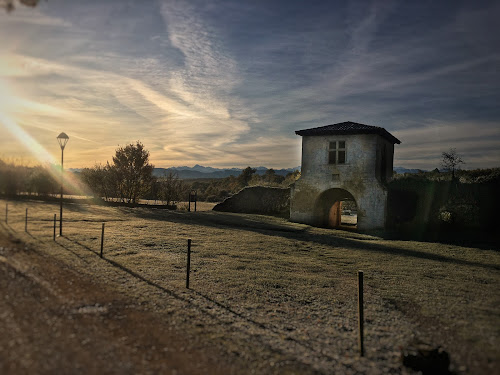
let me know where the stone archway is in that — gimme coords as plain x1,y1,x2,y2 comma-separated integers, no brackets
314,188,357,228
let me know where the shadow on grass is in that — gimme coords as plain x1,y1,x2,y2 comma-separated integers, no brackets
26,232,91,265
190,289,340,361
58,234,338,361
127,209,500,271
0,222,91,265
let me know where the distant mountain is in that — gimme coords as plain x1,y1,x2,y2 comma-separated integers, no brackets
393,166,427,174
153,165,301,179
73,165,423,178
169,164,235,173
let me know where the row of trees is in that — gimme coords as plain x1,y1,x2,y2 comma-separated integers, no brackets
80,142,169,204
0,144,476,205
81,162,186,205
80,142,301,205
81,142,149,203
0,160,59,197
189,167,300,202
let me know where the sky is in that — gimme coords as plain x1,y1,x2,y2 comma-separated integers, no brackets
0,0,499,170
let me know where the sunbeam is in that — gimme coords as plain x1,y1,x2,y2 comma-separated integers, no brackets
0,111,55,164
0,112,92,197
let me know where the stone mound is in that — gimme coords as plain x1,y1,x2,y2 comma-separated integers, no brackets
213,186,290,217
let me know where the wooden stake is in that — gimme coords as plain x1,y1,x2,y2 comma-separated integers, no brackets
358,270,364,357
25,208,28,232
100,223,105,258
53,214,56,241
186,239,192,288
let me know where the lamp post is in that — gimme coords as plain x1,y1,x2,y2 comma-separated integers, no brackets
57,132,69,236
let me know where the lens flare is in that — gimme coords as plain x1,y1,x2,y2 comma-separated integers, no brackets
0,111,92,197
0,112,55,164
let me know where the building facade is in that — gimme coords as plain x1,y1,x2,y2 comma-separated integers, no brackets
290,121,401,230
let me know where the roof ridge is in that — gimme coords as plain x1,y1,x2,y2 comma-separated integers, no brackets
295,121,401,144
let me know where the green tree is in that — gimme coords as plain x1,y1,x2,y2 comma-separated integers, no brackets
112,141,154,203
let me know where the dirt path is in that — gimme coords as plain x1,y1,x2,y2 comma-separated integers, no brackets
0,235,244,375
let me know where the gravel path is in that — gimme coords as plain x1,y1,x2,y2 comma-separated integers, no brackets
0,236,238,374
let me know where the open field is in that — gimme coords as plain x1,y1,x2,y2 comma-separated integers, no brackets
0,198,499,374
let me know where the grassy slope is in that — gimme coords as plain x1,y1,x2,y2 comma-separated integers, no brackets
1,198,498,374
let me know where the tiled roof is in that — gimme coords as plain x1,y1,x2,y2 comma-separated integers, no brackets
295,121,401,144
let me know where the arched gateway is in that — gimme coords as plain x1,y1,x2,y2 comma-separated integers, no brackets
314,188,357,228
290,121,401,231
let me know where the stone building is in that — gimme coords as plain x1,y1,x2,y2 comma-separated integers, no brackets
290,121,401,230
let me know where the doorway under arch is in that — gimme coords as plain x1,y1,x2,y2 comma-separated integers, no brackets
314,188,358,229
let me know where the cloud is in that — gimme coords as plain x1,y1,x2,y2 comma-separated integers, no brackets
160,1,242,117
0,5,72,27
393,120,500,169
0,46,252,167
1,0,499,170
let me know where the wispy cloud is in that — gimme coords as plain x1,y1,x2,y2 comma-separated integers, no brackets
393,120,500,169
0,5,72,27
160,0,241,115
1,0,499,169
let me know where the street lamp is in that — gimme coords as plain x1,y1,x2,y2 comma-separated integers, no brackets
57,132,69,236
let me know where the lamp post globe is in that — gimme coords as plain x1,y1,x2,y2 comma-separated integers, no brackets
57,132,69,236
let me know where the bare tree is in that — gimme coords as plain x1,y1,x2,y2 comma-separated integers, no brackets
441,148,465,180
159,172,184,206
81,163,117,201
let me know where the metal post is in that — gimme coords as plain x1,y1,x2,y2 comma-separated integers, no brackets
60,147,64,236
100,223,105,258
25,208,28,232
188,193,191,212
358,270,364,357
53,214,56,241
186,239,191,288
194,191,197,212
5,203,7,224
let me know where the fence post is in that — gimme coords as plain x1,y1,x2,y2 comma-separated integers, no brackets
186,239,191,288
25,208,28,232
194,191,197,212
5,203,7,225
53,214,56,241
100,223,105,258
188,193,191,212
358,270,364,357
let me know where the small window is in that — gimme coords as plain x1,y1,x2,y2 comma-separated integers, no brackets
329,141,346,164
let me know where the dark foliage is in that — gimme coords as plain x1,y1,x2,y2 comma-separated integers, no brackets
387,169,500,239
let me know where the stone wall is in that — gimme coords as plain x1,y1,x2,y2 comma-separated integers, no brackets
213,186,290,217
